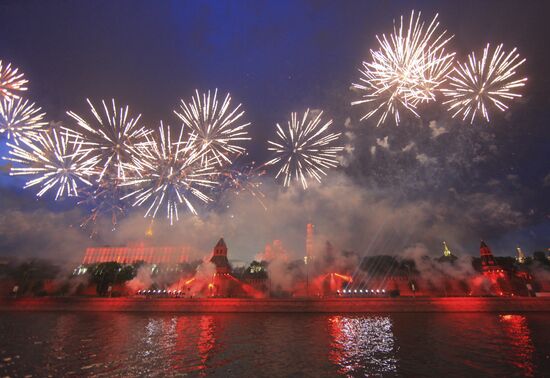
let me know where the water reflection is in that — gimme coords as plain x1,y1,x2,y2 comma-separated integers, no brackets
329,315,398,376
499,314,535,377
197,315,216,374
0,313,548,377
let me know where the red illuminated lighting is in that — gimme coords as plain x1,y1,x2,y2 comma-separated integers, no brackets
499,315,535,376
82,244,191,264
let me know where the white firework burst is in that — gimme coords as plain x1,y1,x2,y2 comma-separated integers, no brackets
4,129,96,199
121,122,218,225
442,43,527,123
66,98,151,181
0,97,47,144
267,109,343,189
0,60,28,100
352,10,454,126
174,89,251,166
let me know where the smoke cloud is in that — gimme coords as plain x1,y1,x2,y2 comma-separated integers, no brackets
126,265,154,292
0,171,535,264
1,112,548,265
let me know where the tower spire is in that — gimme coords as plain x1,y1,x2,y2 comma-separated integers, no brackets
480,240,497,269
443,241,452,257
516,246,526,264
145,220,154,238
306,223,315,259
210,238,230,274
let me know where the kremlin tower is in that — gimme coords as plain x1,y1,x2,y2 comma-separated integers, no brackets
480,240,499,272
210,238,231,274
208,238,237,297
479,240,511,295
304,223,315,297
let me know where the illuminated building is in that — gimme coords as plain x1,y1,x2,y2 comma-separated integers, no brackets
81,225,191,266
206,239,268,298
77,232,545,298
81,242,190,265
479,240,511,295
242,261,269,296
516,246,526,264
208,238,259,297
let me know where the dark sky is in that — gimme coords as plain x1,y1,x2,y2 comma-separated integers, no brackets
0,0,549,261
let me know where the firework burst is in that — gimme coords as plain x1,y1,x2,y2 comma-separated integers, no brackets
121,122,218,225
66,99,151,181
0,98,47,144
4,129,96,199
352,11,454,126
442,43,527,123
267,109,343,189
174,89,251,166
0,61,28,100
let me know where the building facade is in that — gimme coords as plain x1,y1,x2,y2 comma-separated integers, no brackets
82,242,191,265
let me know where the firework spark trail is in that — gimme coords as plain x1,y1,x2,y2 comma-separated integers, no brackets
352,11,455,126
0,97,47,144
65,99,151,181
218,158,267,210
416,45,455,102
4,129,96,199
174,89,251,167
121,122,218,225
267,109,343,189
0,61,28,100
442,43,527,123
78,177,128,234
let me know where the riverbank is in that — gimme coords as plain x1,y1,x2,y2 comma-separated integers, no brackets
2,296,550,313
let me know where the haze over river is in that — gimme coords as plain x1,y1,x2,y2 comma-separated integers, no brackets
0,312,548,377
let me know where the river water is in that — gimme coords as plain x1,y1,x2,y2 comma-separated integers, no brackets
0,312,548,377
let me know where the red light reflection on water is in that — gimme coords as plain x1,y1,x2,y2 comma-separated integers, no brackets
328,316,397,375
172,315,216,375
197,315,215,374
499,314,535,377
172,316,190,372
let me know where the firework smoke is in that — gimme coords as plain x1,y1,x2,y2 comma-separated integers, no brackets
216,156,267,210
78,177,129,233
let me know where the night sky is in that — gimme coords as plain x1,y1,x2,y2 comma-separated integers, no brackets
0,0,549,261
